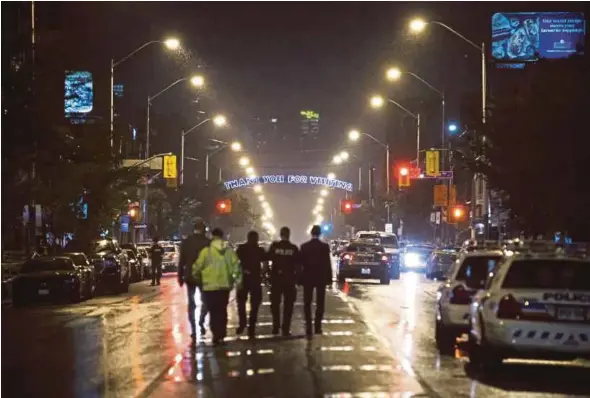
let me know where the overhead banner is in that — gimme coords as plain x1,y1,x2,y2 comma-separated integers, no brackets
223,174,353,192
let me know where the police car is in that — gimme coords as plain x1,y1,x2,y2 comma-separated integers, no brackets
467,242,590,369
337,239,392,284
435,249,505,353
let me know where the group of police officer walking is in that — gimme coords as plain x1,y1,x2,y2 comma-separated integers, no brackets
177,221,332,347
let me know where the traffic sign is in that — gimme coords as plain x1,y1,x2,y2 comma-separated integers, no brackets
425,150,440,176
385,223,393,233
433,184,448,207
163,155,177,179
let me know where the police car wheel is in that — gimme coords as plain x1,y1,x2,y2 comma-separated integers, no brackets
467,323,503,370
435,320,456,355
379,274,390,285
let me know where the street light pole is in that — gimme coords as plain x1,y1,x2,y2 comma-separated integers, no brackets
180,129,185,185
385,144,390,195
110,59,114,150
205,153,210,182
145,97,151,159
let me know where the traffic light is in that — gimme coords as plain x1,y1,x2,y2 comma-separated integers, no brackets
340,199,353,214
448,205,467,224
127,202,140,220
216,199,232,214
397,163,411,188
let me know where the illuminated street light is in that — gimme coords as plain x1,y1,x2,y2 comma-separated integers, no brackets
164,38,181,50
253,185,262,193
348,129,361,141
258,195,265,202
261,215,268,221
339,151,349,161
213,114,227,127
312,209,318,215
333,155,342,164
370,95,385,109
262,201,269,209
320,189,329,197
448,123,458,133
239,156,250,167
246,167,255,175
315,204,323,212
386,67,402,81
409,18,427,33
265,209,273,217
317,198,324,205
327,172,336,180
190,75,205,87
230,141,242,152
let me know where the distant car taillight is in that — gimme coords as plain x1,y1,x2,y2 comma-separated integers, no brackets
449,285,474,305
381,255,389,262
343,254,352,261
497,294,522,319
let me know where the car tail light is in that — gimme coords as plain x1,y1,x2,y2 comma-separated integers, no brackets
449,285,473,305
381,255,389,262
343,254,352,261
497,294,522,319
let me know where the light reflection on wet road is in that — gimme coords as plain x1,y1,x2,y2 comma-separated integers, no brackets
338,270,590,398
3,267,590,398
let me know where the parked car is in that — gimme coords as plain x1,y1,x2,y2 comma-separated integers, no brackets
85,239,130,294
12,256,95,306
426,250,458,280
64,252,96,298
123,249,143,282
161,244,180,273
137,247,151,279
468,244,590,369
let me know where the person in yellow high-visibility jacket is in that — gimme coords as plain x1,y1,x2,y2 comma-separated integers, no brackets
192,227,241,346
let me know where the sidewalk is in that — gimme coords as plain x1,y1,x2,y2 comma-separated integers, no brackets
144,285,425,398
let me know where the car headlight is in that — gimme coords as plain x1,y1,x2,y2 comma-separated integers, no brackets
404,253,422,268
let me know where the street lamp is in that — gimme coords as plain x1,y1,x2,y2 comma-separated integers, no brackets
213,114,227,127
179,116,227,185
253,185,262,193
409,18,427,33
317,198,324,204
320,189,329,197
369,96,420,165
384,66,445,167
110,37,181,151
448,123,458,133
164,38,180,50
239,156,250,167
258,195,265,202
369,96,385,109
327,172,336,180
347,127,391,194
386,67,402,81
231,141,242,152
333,155,343,165
348,129,361,141
147,74,205,159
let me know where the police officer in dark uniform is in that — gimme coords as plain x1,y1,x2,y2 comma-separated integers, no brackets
268,227,300,336
235,230,266,339
150,237,164,286
179,220,211,343
299,225,332,336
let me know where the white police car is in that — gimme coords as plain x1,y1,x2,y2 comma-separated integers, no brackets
468,243,590,370
435,250,504,353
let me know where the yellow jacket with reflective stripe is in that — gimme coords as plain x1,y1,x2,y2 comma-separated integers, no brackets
192,238,241,291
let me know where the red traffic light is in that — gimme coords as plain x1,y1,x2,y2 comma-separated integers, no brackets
216,199,232,214
448,205,467,223
396,162,411,188
340,199,354,214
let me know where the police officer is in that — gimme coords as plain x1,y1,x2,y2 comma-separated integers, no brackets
268,227,300,336
299,225,332,336
235,230,266,339
193,228,241,346
179,220,211,344
150,237,164,286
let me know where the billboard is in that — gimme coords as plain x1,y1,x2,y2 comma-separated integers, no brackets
65,71,94,123
492,12,585,62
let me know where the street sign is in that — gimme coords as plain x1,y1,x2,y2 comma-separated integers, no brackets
120,215,130,233
425,150,440,176
163,155,177,179
166,177,177,188
433,184,448,207
385,223,393,233
134,224,147,229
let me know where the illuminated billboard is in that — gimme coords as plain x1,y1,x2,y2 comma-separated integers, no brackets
65,71,94,122
492,12,585,62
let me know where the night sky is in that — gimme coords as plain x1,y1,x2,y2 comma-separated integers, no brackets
31,1,586,240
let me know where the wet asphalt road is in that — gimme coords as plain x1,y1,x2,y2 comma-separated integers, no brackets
2,267,590,398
